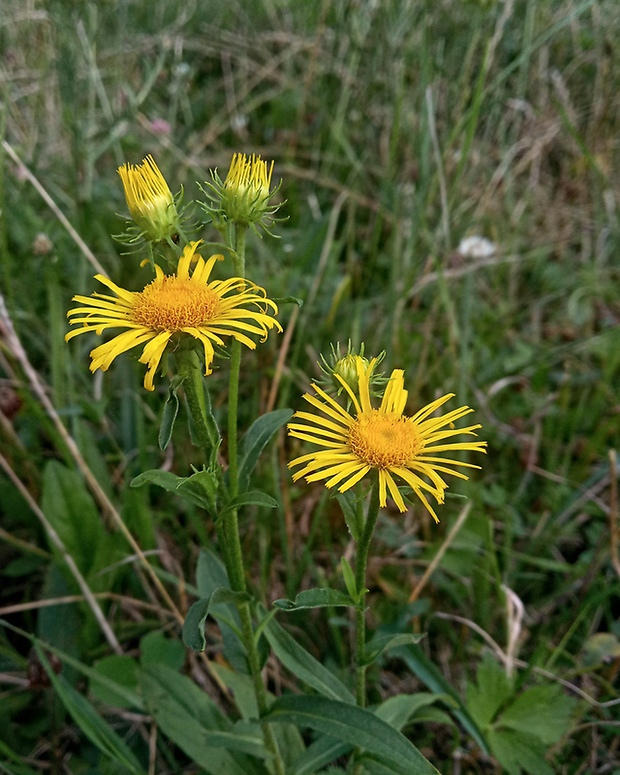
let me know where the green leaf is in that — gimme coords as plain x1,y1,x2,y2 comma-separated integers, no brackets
262,696,440,775
356,754,429,775
341,557,358,602
195,550,249,674
140,630,185,671
498,684,577,744
41,461,109,580
178,469,219,513
273,587,357,611
90,655,139,709
159,375,184,450
35,646,145,774
0,739,44,775
290,736,352,775
196,547,230,598
183,588,252,652
237,409,293,492
224,491,280,512
131,469,190,495
0,620,145,713
194,720,270,759
394,645,488,753
466,653,513,729
487,728,554,775
140,664,267,775
263,615,355,704
362,633,426,667
131,468,218,512
374,693,451,731
212,664,258,719
335,492,361,541
273,295,303,307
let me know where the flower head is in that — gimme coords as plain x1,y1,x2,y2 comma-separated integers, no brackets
117,156,180,243
201,153,282,234
66,242,282,391
318,341,387,398
288,357,486,521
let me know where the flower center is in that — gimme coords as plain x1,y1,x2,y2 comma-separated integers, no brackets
132,276,222,331
348,410,421,468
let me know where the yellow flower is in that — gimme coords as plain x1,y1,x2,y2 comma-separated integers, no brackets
117,155,180,242
225,153,273,200
203,153,280,232
332,353,370,395
66,242,282,391
288,357,486,521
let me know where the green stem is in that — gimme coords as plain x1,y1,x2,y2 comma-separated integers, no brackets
354,482,380,708
222,222,285,774
238,603,284,775
175,348,219,462
227,223,247,501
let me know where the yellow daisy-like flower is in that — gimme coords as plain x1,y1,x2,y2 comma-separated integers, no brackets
117,155,180,242
288,357,486,521
66,242,282,391
226,153,273,196
221,153,276,226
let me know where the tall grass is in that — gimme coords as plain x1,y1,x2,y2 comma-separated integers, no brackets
1,0,619,771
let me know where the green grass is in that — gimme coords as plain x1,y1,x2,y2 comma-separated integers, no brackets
1,0,620,772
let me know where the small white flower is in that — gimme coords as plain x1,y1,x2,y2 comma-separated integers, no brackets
457,235,496,259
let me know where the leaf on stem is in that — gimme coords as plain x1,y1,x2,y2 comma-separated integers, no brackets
237,409,293,492
273,587,359,611
263,615,355,704
131,468,218,513
263,695,440,775
159,375,184,450
183,588,253,652
361,633,426,667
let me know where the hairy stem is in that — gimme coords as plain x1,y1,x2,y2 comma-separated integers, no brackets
354,482,380,707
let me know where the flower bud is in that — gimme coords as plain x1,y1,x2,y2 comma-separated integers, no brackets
117,156,180,243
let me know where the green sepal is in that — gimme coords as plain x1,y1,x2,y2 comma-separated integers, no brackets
183,588,253,652
273,587,359,612
159,375,185,450
361,633,426,667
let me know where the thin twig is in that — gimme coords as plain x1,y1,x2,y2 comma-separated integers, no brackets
0,592,179,619
609,449,620,579
2,141,108,277
435,611,620,709
408,501,472,603
502,584,524,680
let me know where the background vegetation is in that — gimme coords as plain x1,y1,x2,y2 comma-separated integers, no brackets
1,0,619,772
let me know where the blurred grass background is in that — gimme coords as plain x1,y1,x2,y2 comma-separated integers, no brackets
1,0,619,771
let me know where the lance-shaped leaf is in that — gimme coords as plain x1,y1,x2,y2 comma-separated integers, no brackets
237,409,293,492
263,695,440,775
263,615,355,704
183,588,252,652
273,587,358,611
